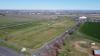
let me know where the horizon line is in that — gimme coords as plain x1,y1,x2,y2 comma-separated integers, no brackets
0,9,100,11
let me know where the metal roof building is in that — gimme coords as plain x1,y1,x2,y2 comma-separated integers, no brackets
94,50,100,56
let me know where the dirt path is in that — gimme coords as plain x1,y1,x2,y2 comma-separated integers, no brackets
73,41,93,56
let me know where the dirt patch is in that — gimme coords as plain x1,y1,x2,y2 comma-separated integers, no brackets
73,41,94,56
74,41,88,52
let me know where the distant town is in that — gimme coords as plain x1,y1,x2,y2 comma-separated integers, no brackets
0,10,100,15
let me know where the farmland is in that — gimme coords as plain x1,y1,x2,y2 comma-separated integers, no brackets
79,22,100,41
0,15,75,55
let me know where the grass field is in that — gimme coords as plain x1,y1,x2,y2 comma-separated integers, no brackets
58,30,100,56
58,22,100,56
79,22,100,41
58,32,89,56
0,15,75,55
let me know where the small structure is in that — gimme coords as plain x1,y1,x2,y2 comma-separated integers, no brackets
31,13,35,15
79,16,87,20
93,50,100,56
91,42,96,46
21,47,27,52
78,16,87,22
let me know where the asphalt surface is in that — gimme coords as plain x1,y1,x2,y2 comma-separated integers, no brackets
0,46,23,56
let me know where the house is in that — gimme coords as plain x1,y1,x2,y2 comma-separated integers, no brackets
93,50,100,56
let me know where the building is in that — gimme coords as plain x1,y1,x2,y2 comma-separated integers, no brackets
78,16,87,22
94,50,100,56
79,16,87,20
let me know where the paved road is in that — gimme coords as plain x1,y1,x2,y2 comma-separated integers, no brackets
0,46,23,56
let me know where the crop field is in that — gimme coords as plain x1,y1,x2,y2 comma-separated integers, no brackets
0,15,75,55
79,22,100,41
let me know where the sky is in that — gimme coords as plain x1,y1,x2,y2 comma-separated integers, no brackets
0,0,100,10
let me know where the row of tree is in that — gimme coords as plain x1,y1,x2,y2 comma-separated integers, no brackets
0,13,5,16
